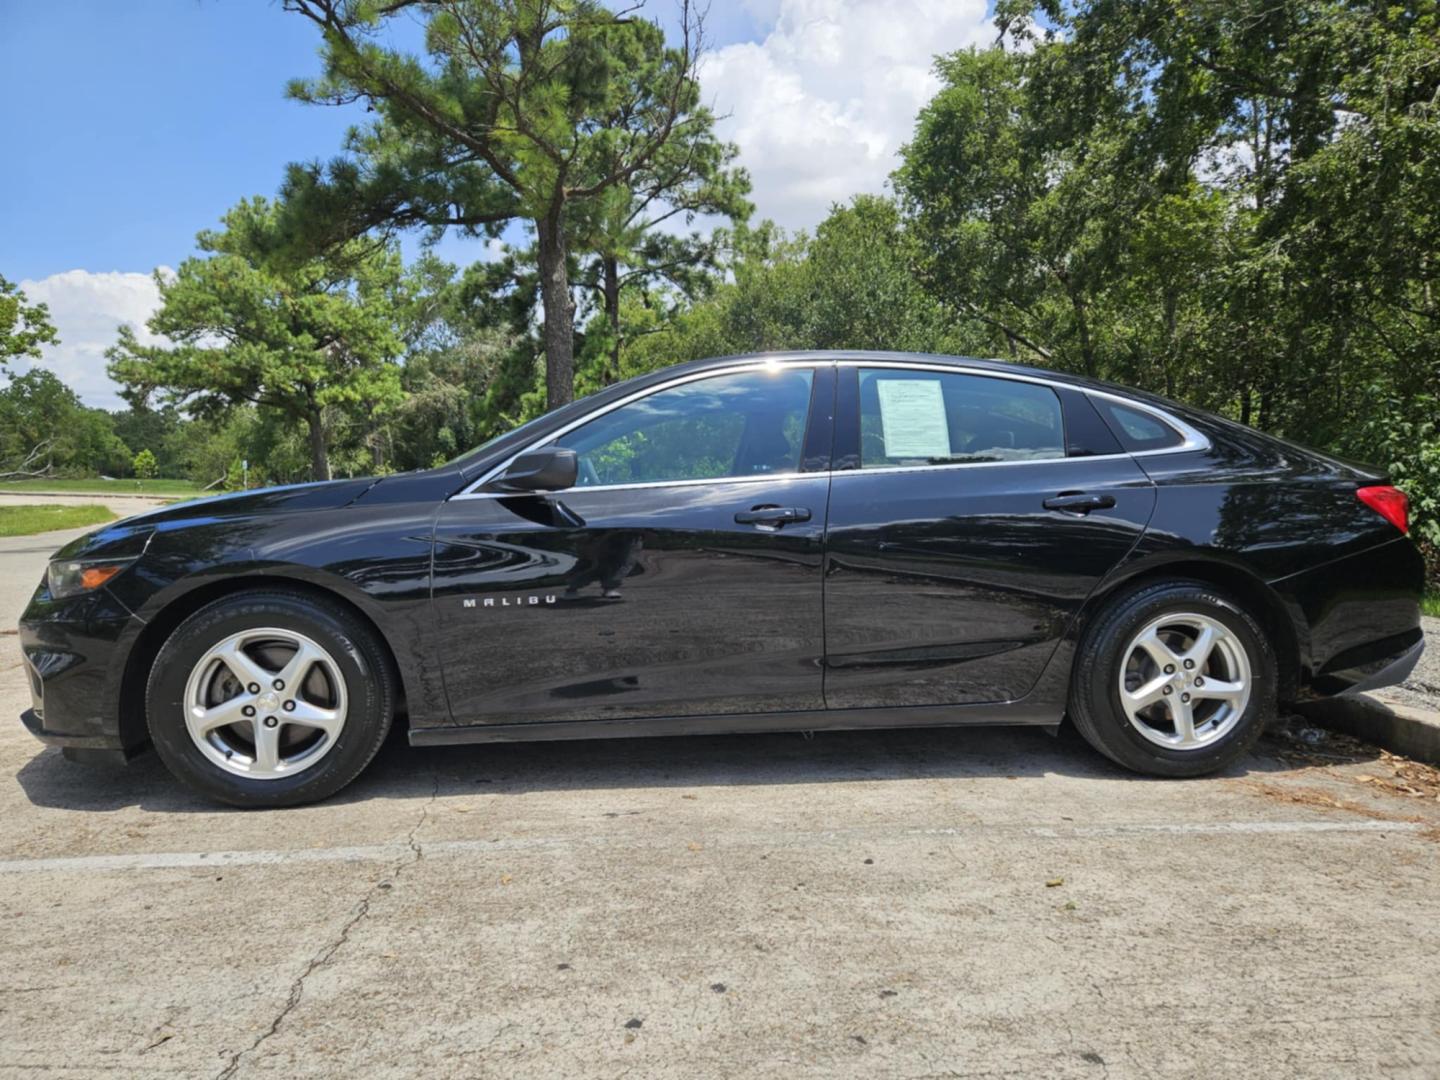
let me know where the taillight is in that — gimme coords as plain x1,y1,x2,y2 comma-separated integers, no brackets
1356,485,1409,533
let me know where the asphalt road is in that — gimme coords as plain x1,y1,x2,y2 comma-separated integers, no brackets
2,517,1438,1079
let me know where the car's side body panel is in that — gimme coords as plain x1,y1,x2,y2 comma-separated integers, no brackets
430,474,830,725
821,456,1156,708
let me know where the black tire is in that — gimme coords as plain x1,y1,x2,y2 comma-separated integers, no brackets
1068,580,1275,777
146,590,395,807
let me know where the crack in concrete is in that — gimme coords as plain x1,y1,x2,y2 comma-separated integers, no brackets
211,769,440,1080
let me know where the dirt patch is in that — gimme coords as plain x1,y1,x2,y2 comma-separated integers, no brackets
1367,749,1440,802
1237,779,1427,826
1260,716,1380,769
1248,716,1440,838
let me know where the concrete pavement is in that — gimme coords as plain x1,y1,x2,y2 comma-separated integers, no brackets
1,518,1438,1079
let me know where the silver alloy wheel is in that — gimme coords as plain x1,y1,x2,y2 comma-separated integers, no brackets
183,627,348,781
1117,611,1252,751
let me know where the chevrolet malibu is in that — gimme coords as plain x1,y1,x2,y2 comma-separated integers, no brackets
19,352,1426,806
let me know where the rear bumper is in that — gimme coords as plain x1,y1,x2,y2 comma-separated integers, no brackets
1274,535,1427,699
1328,634,1425,697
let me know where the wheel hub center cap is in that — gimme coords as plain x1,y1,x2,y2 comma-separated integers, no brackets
257,690,281,712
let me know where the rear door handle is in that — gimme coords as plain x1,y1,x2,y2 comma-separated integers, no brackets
1043,492,1116,514
735,505,812,527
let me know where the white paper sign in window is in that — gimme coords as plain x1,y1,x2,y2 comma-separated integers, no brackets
876,378,951,459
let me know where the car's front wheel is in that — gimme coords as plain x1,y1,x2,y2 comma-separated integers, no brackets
146,590,394,807
1068,580,1276,777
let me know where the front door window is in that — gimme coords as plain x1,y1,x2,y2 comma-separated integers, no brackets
554,367,816,487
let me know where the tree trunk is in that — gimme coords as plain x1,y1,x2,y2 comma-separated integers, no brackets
1162,290,1178,397
603,254,622,381
1071,293,1097,378
537,204,576,409
305,406,331,482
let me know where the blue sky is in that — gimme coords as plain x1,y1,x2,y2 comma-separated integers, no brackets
1,0,993,406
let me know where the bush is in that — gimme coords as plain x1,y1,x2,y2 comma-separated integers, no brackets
132,448,158,479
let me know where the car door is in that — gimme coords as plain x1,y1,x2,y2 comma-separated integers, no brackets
431,362,834,727
822,363,1156,709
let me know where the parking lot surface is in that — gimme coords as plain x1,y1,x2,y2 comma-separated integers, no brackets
2,521,1438,1079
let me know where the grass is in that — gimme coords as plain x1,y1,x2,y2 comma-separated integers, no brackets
0,504,117,537
0,477,204,497
1423,593,1440,619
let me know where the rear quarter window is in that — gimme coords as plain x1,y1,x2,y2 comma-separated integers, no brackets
1092,398,1186,453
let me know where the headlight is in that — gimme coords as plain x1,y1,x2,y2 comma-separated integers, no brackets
46,559,135,600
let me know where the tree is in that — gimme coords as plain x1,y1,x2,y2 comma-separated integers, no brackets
281,0,712,409
894,46,1153,377
0,369,130,478
0,274,59,369
622,201,987,377
111,404,185,477
132,448,159,479
107,196,410,481
569,108,751,380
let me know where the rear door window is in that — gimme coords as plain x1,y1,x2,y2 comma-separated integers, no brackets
857,368,1065,468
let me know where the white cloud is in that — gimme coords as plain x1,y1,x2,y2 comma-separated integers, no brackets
699,0,993,231
10,269,169,410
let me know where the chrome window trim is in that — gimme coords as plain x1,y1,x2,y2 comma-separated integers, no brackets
453,360,823,500
839,359,1210,460
832,454,1130,478
450,357,1209,500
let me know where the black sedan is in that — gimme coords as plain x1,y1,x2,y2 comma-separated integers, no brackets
19,352,1426,806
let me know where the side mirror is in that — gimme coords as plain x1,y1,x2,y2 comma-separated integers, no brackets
486,447,578,493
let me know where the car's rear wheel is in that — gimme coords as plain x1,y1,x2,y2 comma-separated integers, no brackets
1068,581,1275,777
146,590,394,807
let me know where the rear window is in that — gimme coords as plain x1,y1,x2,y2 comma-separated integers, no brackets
1093,399,1185,452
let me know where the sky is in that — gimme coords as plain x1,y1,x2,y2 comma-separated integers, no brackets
1,0,994,408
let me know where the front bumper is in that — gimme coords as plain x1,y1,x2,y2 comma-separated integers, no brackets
21,708,145,763
17,582,145,759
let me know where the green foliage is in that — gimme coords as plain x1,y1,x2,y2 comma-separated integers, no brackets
110,405,184,476
0,369,131,478
1358,392,1440,549
0,274,59,368
131,448,159,479
620,199,988,380
106,196,410,481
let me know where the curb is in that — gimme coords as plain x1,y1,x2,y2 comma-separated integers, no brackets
1296,694,1440,766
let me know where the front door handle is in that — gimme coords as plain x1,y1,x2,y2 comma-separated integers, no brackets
1043,492,1116,514
735,505,812,527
